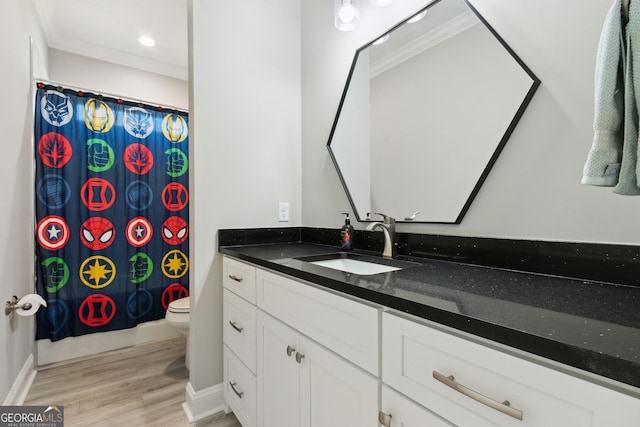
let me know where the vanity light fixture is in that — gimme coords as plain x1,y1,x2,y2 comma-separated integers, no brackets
138,35,156,47
335,0,360,31
407,10,427,23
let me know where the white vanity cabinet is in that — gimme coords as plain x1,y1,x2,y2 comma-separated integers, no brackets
381,311,640,427
221,254,640,427
222,256,379,427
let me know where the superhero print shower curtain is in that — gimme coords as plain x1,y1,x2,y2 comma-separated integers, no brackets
34,83,189,341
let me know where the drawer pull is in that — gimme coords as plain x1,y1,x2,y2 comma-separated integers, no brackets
378,411,392,427
295,352,305,364
228,274,243,283
433,371,523,421
286,345,296,357
229,321,243,333
229,381,244,399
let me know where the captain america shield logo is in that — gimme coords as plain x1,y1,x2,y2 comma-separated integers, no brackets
36,215,70,251
126,217,153,247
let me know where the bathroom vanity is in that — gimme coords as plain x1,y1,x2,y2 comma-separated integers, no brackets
219,232,640,426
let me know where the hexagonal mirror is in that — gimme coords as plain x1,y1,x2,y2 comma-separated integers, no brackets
327,0,540,223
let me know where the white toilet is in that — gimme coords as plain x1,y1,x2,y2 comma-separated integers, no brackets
165,296,190,369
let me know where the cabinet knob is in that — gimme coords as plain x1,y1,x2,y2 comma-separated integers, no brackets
295,352,305,364
286,345,296,357
228,274,243,282
378,411,392,427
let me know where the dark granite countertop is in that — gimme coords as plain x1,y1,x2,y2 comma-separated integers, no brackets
219,241,640,395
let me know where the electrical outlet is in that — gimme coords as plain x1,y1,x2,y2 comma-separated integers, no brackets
279,202,289,222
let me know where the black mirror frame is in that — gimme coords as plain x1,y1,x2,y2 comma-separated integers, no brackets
326,0,541,224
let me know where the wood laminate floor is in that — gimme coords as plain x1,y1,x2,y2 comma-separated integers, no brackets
24,336,240,427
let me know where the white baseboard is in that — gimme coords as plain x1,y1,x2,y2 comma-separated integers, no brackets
3,353,36,405
182,381,227,423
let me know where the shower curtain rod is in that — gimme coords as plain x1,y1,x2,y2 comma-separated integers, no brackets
35,78,189,114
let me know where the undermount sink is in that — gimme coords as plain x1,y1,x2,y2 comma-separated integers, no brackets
295,252,418,276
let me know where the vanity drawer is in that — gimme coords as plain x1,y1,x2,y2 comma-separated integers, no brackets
382,312,595,427
256,268,379,376
224,345,257,427
223,256,257,304
223,288,257,373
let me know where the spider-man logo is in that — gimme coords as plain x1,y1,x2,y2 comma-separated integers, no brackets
80,217,115,250
162,216,188,245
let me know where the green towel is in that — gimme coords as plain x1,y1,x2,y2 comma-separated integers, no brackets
582,0,640,195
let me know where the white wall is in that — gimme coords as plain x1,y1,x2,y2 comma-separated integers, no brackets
188,0,301,417
301,0,635,245
47,49,188,110
0,0,48,405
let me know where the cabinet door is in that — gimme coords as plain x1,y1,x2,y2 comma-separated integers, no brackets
380,385,454,427
257,311,300,427
299,336,379,427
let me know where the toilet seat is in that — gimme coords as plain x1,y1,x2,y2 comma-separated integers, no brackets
168,296,190,313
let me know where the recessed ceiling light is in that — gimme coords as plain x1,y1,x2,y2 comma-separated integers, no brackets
138,36,156,47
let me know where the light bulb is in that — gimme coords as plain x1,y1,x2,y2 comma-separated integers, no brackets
339,4,356,23
335,0,360,31
370,0,392,5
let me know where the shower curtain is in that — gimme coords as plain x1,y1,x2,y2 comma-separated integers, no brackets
34,83,189,341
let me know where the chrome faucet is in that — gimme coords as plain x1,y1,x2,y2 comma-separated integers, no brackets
366,213,396,258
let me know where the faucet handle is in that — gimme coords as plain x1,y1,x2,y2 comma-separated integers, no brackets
372,212,395,224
